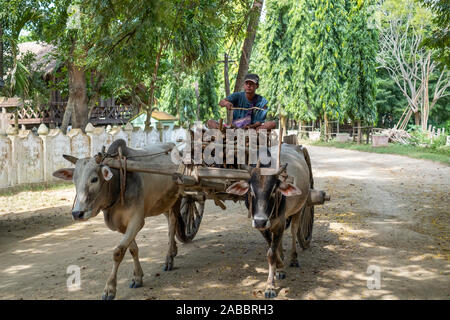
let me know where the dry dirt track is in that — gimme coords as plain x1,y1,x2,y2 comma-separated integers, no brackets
0,145,449,300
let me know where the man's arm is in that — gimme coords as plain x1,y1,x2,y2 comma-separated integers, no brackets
219,99,233,110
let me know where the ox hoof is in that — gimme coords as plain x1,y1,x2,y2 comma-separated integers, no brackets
129,280,143,288
276,271,286,280
289,261,300,268
163,262,174,271
264,289,277,298
101,292,116,300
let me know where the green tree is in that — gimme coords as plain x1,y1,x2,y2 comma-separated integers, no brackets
344,0,378,138
289,0,348,139
255,0,293,132
420,0,449,68
0,0,44,131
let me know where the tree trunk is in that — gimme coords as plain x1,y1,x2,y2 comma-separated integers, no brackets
414,111,421,127
61,61,88,134
87,73,104,119
233,0,264,93
224,53,232,124
324,113,329,142
145,39,167,129
61,103,73,134
357,120,362,144
280,114,287,138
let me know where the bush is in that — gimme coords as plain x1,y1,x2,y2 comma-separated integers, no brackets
408,126,447,150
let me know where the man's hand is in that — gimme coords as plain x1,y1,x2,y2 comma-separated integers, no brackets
224,101,233,110
219,99,233,110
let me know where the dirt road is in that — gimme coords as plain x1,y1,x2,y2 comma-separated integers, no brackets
0,146,449,300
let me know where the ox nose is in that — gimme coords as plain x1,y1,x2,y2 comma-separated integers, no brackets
72,211,85,220
252,218,270,230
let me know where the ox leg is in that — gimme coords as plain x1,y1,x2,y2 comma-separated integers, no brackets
164,209,178,271
128,240,144,288
102,215,144,300
289,212,301,267
260,229,272,246
275,219,286,280
265,229,284,298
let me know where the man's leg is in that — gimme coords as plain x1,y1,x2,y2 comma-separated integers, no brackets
256,121,276,131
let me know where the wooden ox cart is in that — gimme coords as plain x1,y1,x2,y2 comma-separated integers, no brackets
99,126,329,249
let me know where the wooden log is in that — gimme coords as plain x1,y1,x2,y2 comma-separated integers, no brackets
201,179,226,190
172,173,227,191
172,173,198,186
213,197,226,210
197,167,250,180
103,158,179,176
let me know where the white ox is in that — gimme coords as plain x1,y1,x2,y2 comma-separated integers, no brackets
53,139,181,300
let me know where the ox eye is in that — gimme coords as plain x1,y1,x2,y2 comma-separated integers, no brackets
91,177,98,183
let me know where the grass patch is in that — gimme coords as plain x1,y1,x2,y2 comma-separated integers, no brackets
0,181,73,197
308,141,450,165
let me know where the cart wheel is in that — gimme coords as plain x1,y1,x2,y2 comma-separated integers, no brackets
175,195,205,243
297,205,314,250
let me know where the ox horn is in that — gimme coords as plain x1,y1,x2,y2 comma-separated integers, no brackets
94,153,102,164
63,154,79,164
276,163,288,176
240,164,253,173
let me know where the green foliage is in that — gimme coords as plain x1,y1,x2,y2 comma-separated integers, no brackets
0,0,44,99
408,126,448,150
289,0,349,121
419,0,449,68
254,0,294,119
254,0,378,125
343,0,378,124
159,64,220,125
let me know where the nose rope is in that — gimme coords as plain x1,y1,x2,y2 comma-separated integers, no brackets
71,150,127,216
267,191,282,221
248,189,282,221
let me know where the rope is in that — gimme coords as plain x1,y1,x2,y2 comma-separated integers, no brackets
247,188,282,221
230,107,266,111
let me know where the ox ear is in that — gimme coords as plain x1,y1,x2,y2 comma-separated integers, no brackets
63,154,78,165
101,165,113,181
226,181,249,196
278,182,302,197
53,168,74,181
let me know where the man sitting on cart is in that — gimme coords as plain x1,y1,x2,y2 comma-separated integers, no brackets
207,73,276,131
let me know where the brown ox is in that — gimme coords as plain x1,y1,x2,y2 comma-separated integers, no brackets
226,143,316,298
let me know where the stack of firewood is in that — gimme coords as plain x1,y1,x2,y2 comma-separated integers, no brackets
381,128,411,144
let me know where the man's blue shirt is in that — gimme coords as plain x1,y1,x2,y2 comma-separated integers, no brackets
226,92,269,124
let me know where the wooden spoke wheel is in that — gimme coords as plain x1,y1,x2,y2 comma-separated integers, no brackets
297,204,314,249
175,195,205,243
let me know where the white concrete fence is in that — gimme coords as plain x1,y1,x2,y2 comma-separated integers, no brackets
0,122,189,189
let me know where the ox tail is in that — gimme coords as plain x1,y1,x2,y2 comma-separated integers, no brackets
301,146,314,189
